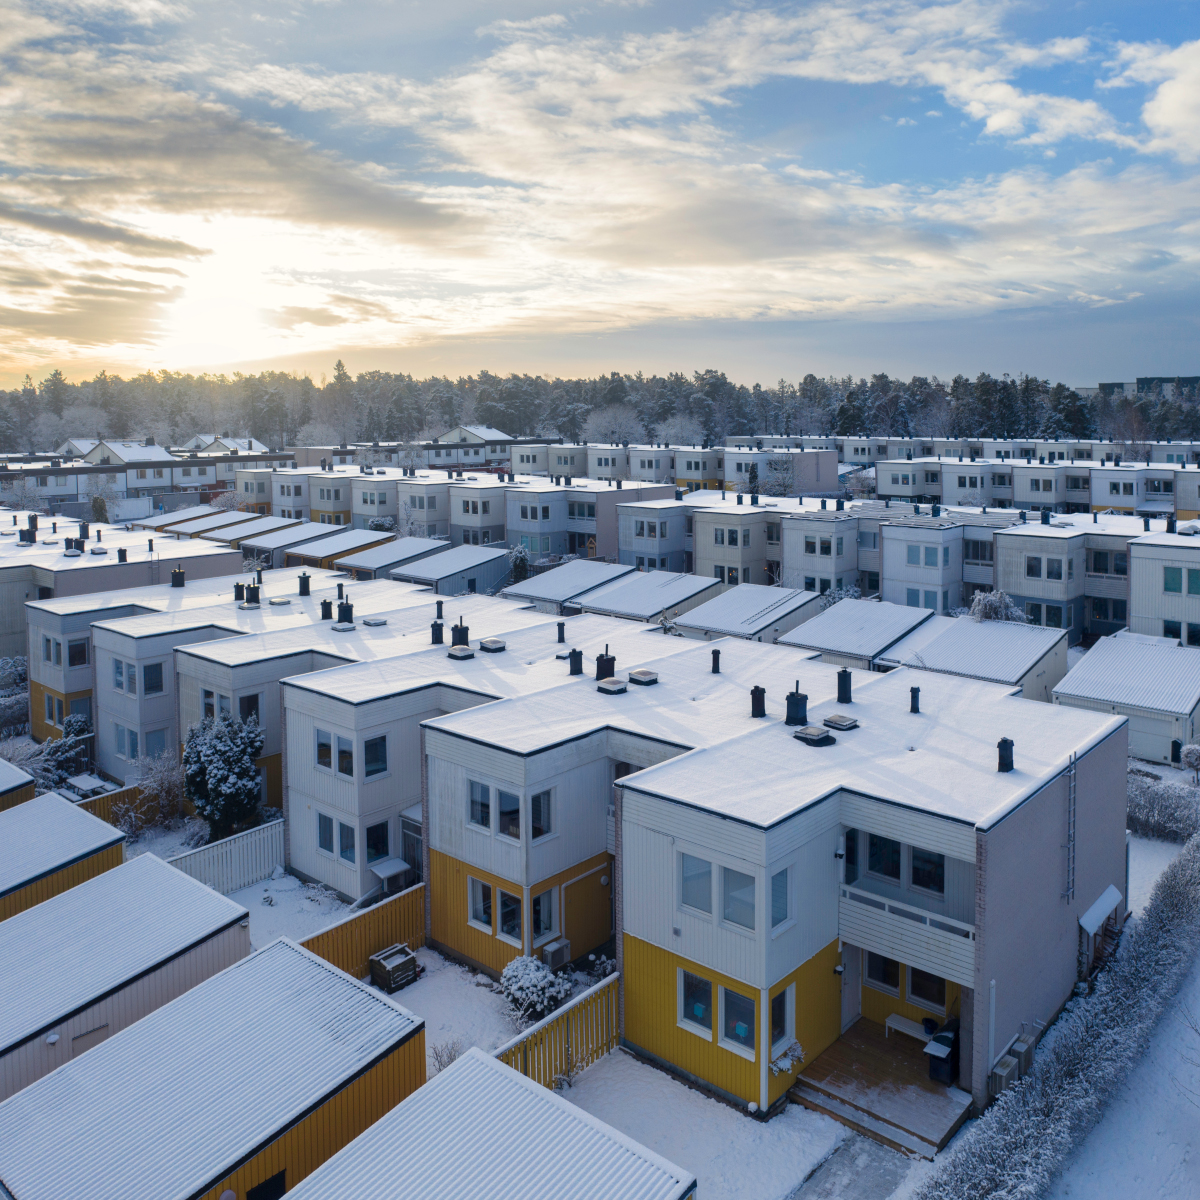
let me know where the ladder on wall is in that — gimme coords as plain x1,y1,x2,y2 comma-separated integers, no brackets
1062,752,1076,901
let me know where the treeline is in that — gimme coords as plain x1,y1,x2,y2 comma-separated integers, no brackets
0,363,1193,453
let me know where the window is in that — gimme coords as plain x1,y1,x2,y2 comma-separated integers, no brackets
1189,570,1200,596
113,659,124,690
771,867,789,928
911,847,945,893
868,833,901,880
844,828,858,884
728,566,740,586
469,780,491,828
714,528,724,545
720,987,755,1054
909,967,946,1011
339,821,355,863
1027,602,1042,624
1046,557,1063,581
541,505,550,521
1046,604,1064,628
1029,479,1040,492
866,951,900,993
469,878,492,928
805,576,816,591
1109,481,1119,495
680,853,712,913
42,636,51,663
924,590,937,610
722,866,755,930
316,728,332,769
136,662,163,696
1091,550,1110,574
1092,597,1110,621
805,536,816,555
364,735,387,777
924,545,937,567
366,821,389,863
531,790,551,838
906,587,919,607
203,689,215,719
1165,619,1182,640
681,970,712,1034
1026,556,1042,578
771,986,794,1054
497,790,520,839
820,538,831,556
836,536,843,556
532,889,556,941
218,693,229,715
499,891,521,942
1123,482,1134,496
336,736,353,776
318,813,334,854
44,694,53,725
907,544,920,565
1165,566,1184,594
1188,624,1200,648
728,528,738,547
67,639,88,667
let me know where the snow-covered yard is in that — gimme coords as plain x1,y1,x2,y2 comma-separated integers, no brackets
227,870,349,948
567,1048,844,1200
122,818,208,864
1128,835,1184,915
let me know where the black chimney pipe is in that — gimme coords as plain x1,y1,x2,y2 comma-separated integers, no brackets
711,648,720,674
837,668,852,704
234,582,245,601
569,647,583,675
751,685,766,718
431,620,444,644
557,621,565,644
148,538,153,552
337,582,344,599
117,548,127,563
785,683,807,726
171,566,185,588
451,619,470,647
257,567,263,585
436,600,444,620
595,645,615,680
299,572,310,596
1168,515,1177,534
911,686,920,714
337,600,353,623
320,598,333,619
998,737,1014,773
246,583,260,604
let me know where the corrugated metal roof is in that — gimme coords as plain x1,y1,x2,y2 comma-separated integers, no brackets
0,794,123,898
132,504,215,529
391,543,507,581
335,536,449,572
0,854,248,1053
1053,635,1200,714
0,939,422,1200
0,757,33,795
581,571,721,620
285,1048,696,1200
201,515,301,543
778,598,933,657
877,616,1066,684
674,584,818,638
238,521,342,551
286,528,394,559
502,559,635,604
166,510,260,535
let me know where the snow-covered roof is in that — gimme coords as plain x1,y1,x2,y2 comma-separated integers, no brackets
580,571,721,621
0,794,123,898
435,424,512,443
285,529,396,561
0,854,247,1055
335,537,449,573
0,757,33,796
1080,883,1123,936
284,1047,696,1200
674,584,819,638
166,510,262,536
0,939,423,1200
778,598,933,658
199,515,302,543
94,440,178,464
1053,635,1200,716
876,616,1066,684
390,543,507,582
237,521,342,552
501,559,635,605
130,504,215,529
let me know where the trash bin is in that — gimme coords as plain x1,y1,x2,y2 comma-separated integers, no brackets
924,1017,960,1086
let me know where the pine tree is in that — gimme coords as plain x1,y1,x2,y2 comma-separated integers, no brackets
184,714,265,840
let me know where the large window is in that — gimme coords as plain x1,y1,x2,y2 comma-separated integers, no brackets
337,735,353,777
909,967,946,1011
1165,566,1183,594
144,729,166,759
723,866,755,930
911,847,945,894
67,639,89,668
469,878,492,928
316,728,332,769
238,693,258,722
531,790,551,839
142,662,164,695
868,833,901,880
680,971,712,1035
366,821,389,863
469,781,491,828
1026,556,1042,579
364,735,387,777
721,987,756,1054
866,951,900,993
497,790,520,839
318,813,334,854
339,821,355,863
532,889,556,941
771,867,789,928
499,891,522,942
681,854,711,913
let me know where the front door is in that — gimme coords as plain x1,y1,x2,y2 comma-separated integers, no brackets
841,944,861,1032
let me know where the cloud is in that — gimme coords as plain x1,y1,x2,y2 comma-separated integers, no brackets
0,201,207,258
1104,40,1200,161
896,117,917,126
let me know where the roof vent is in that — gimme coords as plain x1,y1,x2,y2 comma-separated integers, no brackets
64,548,82,557
557,621,565,644
234,582,245,601
363,616,387,627
479,637,506,653
711,648,720,674
431,620,444,644
337,600,353,624
332,621,356,632
837,668,852,704
824,713,858,731
88,545,106,555
299,572,310,596
751,685,766,718
171,565,185,586
597,677,627,695
596,646,615,681
447,644,475,660
1041,509,1050,525
436,600,444,620
246,584,261,604
269,597,291,606
910,686,920,714
737,493,743,505
785,684,807,726
998,737,1014,773
568,647,583,675
628,669,658,686
794,725,836,747
451,619,469,647
320,598,333,620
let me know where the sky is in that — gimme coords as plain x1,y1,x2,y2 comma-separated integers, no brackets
0,0,1198,389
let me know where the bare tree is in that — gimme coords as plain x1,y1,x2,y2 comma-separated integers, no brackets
582,404,645,446
0,481,49,513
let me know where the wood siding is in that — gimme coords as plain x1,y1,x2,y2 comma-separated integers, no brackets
859,960,961,1029
301,883,425,981
167,821,284,896
197,1029,426,1200
0,782,35,814
768,938,841,1107
429,848,525,975
0,841,124,923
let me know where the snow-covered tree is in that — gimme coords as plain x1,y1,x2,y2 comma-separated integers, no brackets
1184,745,1200,786
819,584,862,610
367,515,396,533
132,749,187,825
760,453,794,497
0,481,49,513
184,714,265,839
582,403,645,447
210,489,249,512
500,956,573,1025
508,542,530,584
968,589,1026,623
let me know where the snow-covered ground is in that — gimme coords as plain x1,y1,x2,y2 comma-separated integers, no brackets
1066,644,1087,669
567,1048,844,1200
227,870,349,949
1128,835,1185,915
123,818,208,863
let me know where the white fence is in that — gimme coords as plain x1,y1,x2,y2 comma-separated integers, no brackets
167,819,284,895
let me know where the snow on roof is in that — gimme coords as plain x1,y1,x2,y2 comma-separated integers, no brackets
391,543,507,582
335,537,449,573
446,424,511,442
200,515,302,543
778,598,933,658
1080,883,1123,936
0,940,422,1200
285,1047,695,1200
132,503,217,529
0,756,33,795
0,854,247,1054
167,510,262,536
1053,635,1200,715
674,584,819,638
580,571,721,621
876,616,1066,684
502,559,635,604
0,794,123,898
97,440,178,463
238,521,342,551
286,529,396,560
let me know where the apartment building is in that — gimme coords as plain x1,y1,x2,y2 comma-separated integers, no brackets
449,477,508,546
1127,530,1200,643
722,446,839,495
672,584,820,643
778,509,862,594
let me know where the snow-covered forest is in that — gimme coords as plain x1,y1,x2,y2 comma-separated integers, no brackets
1,364,1195,453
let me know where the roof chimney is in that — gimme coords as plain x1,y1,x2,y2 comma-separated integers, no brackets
436,600,444,621
737,493,743,505
837,668,852,704
595,645,615,681
337,582,344,599
171,565,185,588
320,598,333,620
337,599,353,624
117,547,127,563
299,572,310,596
569,647,583,675
910,686,920,714
148,537,153,552
234,582,245,601
451,618,470,647
751,685,766,719
1169,515,1177,533
431,620,444,644
711,648,720,674
1144,517,1150,531
557,620,565,644
1041,509,1050,525
245,583,260,604
786,683,807,726
998,737,1014,773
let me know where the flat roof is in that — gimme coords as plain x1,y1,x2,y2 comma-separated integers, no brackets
1054,635,1200,715
0,939,422,1200
877,616,1067,684
580,571,721,621
164,510,262,536
0,854,248,1055
0,528,240,575
335,537,450,573
778,598,933,657
502,559,635,605
674,584,819,638
391,543,507,582
284,529,395,560
0,794,124,898
285,1047,695,1200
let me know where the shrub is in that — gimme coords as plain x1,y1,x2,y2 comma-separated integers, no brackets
183,714,266,840
429,1038,463,1075
1127,768,1200,842
500,956,573,1025
367,515,395,532
968,589,1026,623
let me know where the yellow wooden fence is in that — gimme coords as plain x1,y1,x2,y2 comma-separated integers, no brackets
494,972,619,1089
76,784,150,828
301,884,426,981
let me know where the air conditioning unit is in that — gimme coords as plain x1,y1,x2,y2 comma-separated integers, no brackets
990,1055,1018,1097
1011,1038,1034,1076
542,940,571,971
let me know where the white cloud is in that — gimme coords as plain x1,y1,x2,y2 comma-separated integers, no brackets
1104,40,1200,161
896,116,917,125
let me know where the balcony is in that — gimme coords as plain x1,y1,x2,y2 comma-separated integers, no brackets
838,884,975,988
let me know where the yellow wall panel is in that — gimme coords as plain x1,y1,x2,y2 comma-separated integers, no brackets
0,782,35,814
429,848,525,976
302,884,425,981
537,851,611,963
0,841,124,923
859,960,960,1029
258,752,283,809
767,939,841,1107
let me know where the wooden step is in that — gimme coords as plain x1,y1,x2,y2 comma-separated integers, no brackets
790,1081,939,1160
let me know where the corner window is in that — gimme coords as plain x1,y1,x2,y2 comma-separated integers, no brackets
113,659,124,690
868,833,901,880
714,528,724,545
238,692,258,722
924,545,937,567
469,780,491,828
1026,556,1042,579
911,847,945,894
203,689,215,719
469,877,492,929
771,985,795,1055
497,790,520,839
681,853,712,914
318,812,334,854
142,662,164,695
366,821,389,863
339,821,355,863
1046,558,1062,581
67,639,89,668
907,544,919,565
499,891,522,943
866,951,900,994
722,866,755,930
337,736,353,776
771,867,789,928
680,970,712,1036
908,967,947,1011
316,728,332,769
532,888,556,942
720,987,756,1056
531,789,551,838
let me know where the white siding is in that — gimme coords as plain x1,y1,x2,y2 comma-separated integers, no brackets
167,821,284,895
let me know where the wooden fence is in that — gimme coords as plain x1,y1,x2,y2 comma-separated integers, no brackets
493,972,619,1089
301,883,426,981
76,784,146,827
166,819,284,895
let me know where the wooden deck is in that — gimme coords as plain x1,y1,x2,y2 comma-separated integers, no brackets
790,1018,972,1159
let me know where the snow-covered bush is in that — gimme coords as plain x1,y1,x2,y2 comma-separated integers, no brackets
1183,744,1200,786
508,542,530,585
132,750,187,827
819,584,861,610
916,833,1200,1200
769,1040,805,1076
429,1039,463,1075
210,490,248,512
968,589,1026,623
500,956,573,1024
183,714,266,839
367,515,395,532
1127,768,1200,842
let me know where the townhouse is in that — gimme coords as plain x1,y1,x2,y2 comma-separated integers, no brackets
448,476,508,546
672,584,821,643
501,559,635,614
722,446,839,495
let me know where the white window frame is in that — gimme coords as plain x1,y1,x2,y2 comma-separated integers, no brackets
906,965,948,1015
717,985,757,1061
720,865,756,934
531,886,558,947
769,861,795,937
770,983,796,1057
467,876,493,933
496,889,523,948
679,851,713,917
317,811,335,858
677,966,713,1042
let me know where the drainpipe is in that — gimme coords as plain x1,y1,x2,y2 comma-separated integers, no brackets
421,727,432,944
614,780,625,1042
759,984,770,1114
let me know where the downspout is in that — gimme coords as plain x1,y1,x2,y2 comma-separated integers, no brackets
614,780,625,1042
421,726,431,943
